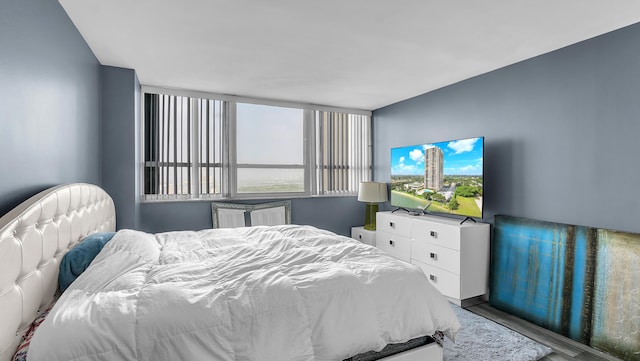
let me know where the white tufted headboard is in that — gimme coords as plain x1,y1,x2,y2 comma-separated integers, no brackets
0,183,115,361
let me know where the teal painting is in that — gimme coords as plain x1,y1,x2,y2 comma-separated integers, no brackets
491,215,640,360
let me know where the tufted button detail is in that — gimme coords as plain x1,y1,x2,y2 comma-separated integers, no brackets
1,183,115,358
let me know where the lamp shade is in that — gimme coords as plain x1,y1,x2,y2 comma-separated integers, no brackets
358,182,388,203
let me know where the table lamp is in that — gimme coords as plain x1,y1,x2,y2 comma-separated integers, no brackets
358,182,388,230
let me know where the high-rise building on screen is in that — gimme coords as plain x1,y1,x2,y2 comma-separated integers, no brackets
424,146,444,191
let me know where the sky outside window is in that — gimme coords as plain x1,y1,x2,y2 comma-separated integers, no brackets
236,103,303,165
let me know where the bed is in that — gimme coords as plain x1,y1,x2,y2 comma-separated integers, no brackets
0,183,459,361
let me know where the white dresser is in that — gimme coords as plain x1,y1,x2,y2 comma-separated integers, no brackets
376,211,490,307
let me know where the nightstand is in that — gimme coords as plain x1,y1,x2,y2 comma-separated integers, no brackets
351,226,376,246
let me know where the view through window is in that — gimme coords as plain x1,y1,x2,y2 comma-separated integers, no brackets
142,88,371,200
236,103,305,194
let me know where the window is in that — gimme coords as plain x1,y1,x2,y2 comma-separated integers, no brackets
235,103,306,194
142,87,371,201
143,93,194,197
143,93,225,198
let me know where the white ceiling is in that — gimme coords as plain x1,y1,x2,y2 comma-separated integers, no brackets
59,0,640,111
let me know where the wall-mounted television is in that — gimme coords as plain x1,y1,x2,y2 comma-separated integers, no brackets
390,136,484,221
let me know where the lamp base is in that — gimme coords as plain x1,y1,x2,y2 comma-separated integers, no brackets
364,203,379,230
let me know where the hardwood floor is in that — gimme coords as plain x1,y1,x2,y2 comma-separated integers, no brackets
466,303,623,361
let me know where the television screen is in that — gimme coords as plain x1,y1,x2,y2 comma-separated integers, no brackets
390,136,484,219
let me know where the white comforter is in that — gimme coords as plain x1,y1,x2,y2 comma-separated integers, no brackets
30,225,459,361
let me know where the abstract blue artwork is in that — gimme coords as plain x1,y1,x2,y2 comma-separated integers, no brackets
490,215,640,360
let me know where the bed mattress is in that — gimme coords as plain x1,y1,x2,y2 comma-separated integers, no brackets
28,225,459,361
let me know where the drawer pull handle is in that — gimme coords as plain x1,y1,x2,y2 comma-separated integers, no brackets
429,274,437,282
430,252,437,260
390,222,395,228
429,230,437,238
389,240,394,246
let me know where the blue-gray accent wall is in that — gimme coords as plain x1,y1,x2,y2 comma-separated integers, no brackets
101,66,141,230
6,0,637,236
139,196,364,236
0,0,102,216
373,22,640,233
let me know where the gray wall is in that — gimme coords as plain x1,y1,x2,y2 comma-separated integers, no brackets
0,0,102,216
101,66,140,230
373,22,640,234
139,196,364,236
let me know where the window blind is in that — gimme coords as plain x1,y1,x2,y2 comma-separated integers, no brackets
144,93,192,197
198,98,225,196
315,111,371,195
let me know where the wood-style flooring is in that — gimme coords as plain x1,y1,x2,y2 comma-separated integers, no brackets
466,303,623,361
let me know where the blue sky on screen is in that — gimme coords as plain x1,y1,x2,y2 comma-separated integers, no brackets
391,137,484,176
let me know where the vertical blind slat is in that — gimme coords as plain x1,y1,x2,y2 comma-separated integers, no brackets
187,99,191,194
172,96,177,194
163,95,168,195
206,100,211,194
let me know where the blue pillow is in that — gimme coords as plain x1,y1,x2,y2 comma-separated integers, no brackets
58,232,116,292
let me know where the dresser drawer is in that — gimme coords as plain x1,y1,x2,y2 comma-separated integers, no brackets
377,212,411,238
351,227,376,246
376,230,411,262
412,220,461,250
412,260,460,299
411,241,460,275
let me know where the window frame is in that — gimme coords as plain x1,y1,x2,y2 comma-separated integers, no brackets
229,102,311,199
140,86,372,202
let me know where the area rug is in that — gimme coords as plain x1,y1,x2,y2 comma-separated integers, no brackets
444,305,553,361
